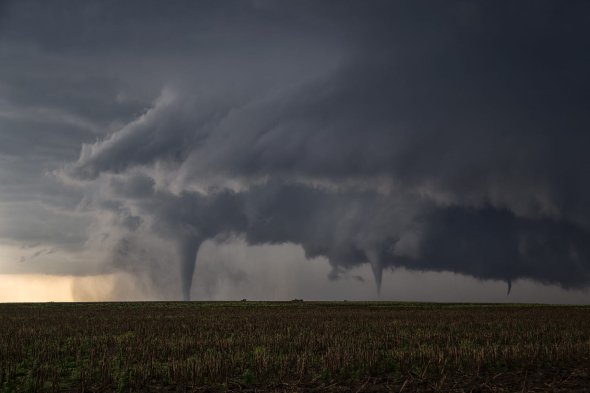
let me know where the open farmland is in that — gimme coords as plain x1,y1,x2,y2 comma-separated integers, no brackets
1,302,590,392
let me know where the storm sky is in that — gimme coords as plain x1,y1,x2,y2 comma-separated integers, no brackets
1,1,590,302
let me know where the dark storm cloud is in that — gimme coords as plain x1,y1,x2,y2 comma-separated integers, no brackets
101,176,590,298
2,1,590,298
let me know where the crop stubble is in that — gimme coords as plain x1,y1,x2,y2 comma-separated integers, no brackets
0,302,589,391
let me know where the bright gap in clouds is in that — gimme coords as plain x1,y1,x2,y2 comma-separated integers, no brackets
0,273,160,302
0,275,74,302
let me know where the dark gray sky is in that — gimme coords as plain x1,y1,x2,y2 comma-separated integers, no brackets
1,0,590,302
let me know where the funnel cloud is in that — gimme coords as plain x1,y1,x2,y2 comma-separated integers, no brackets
1,1,590,301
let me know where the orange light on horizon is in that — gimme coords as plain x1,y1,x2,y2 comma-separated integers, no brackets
0,274,75,302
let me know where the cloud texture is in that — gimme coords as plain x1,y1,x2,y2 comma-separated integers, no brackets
2,1,590,300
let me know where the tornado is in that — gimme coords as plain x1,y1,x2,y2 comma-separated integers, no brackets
366,249,383,296
179,237,202,301
53,0,590,301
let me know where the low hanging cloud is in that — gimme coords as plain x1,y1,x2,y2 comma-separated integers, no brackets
65,71,590,299
2,1,590,300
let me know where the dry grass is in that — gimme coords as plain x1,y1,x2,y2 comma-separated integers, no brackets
0,302,589,392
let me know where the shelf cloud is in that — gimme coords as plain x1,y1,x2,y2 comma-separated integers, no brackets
2,1,590,300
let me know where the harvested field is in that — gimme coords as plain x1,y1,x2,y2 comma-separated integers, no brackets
0,302,589,392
